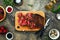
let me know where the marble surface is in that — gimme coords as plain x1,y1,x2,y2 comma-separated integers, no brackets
0,0,60,40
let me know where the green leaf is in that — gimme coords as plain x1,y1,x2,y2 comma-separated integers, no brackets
3,0,14,6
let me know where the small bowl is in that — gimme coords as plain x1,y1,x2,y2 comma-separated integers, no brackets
56,14,60,20
14,0,23,6
0,6,6,22
6,6,13,13
6,32,13,40
49,29,60,40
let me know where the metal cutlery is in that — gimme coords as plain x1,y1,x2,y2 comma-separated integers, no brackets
35,18,50,37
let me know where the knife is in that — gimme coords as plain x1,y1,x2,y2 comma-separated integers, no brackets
35,18,50,37
44,18,50,29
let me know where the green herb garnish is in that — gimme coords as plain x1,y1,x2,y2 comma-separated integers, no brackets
3,0,14,6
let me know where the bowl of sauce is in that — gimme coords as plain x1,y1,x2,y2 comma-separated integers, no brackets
6,6,13,13
0,6,6,22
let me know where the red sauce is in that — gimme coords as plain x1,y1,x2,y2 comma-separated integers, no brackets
7,7,12,12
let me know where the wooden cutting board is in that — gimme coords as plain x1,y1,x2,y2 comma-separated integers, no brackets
15,11,45,31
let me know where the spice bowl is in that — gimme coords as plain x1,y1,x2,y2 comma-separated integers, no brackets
6,6,13,13
49,29,60,40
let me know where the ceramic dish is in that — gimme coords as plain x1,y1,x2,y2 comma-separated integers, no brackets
0,6,6,22
6,6,13,13
49,29,60,40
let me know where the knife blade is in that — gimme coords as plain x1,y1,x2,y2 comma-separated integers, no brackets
44,18,50,29
35,18,50,37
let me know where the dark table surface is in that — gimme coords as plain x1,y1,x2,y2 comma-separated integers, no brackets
0,0,60,40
